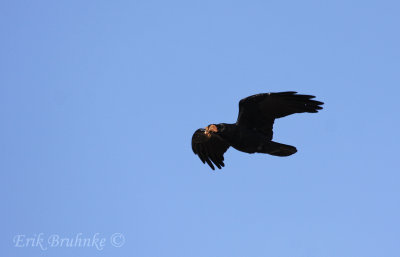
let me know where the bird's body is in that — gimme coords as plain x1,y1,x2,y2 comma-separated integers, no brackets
191,91,324,170
215,123,269,154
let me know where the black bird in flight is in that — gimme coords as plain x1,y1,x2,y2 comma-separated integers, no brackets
191,91,324,170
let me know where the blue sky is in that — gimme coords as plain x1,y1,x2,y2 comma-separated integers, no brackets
1,1,400,256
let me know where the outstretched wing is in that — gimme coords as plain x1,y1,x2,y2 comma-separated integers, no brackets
191,129,230,170
236,91,324,138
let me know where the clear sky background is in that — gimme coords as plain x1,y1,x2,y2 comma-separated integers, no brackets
1,1,400,257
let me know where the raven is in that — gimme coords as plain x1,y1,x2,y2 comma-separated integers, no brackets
191,91,324,170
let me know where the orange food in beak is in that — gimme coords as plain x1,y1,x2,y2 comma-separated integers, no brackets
208,124,218,133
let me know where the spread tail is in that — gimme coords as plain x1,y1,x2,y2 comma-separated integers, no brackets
259,141,297,157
